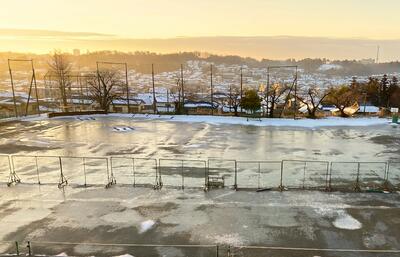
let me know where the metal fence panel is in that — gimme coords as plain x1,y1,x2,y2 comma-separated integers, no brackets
230,246,400,257
236,161,281,189
109,157,159,187
59,157,86,186
329,162,359,191
0,155,11,184
159,159,207,189
27,241,218,257
207,158,237,189
387,162,400,190
358,162,387,190
83,157,109,186
281,160,329,190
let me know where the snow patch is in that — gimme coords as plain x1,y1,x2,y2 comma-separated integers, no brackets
112,255,135,257
333,211,362,230
139,220,155,233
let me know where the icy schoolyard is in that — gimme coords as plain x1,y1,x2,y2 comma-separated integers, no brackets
0,114,399,256
0,185,399,256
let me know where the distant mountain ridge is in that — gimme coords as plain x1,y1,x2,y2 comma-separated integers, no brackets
0,28,400,61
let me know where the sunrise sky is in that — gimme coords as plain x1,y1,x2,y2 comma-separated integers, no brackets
1,0,400,60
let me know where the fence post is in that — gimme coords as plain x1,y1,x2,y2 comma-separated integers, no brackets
302,162,307,189
132,158,136,187
215,244,219,257
27,241,31,256
354,162,361,192
204,161,208,191
325,162,331,191
181,160,184,190
384,161,390,190
58,157,68,188
156,159,162,189
35,156,40,185
258,162,261,189
83,158,87,187
234,161,238,190
279,161,284,191
15,241,19,256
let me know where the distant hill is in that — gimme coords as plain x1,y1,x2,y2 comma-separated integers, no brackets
1,29,400,61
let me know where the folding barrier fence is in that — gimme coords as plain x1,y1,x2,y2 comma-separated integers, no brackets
329,161,388,191
207,158,237,189
280,160,329,190
158,159,207,189
387,162,400,190
236,160,281,189
110,157,158,188
0,155,12,184
228,245,400,257
1,241,219,257
1,154,398,192
8,155,110,187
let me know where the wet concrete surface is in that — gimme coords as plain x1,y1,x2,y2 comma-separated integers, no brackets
0,116,400,256
0,116,399,161
0,185,399,256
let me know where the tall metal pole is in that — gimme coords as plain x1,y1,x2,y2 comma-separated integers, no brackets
152,64,156,114
8,59,18,117
210,64,214,115
125,63,130,112
294,67,298,120
167,89,170,113
180,64,185,113
266,67,270,117
240,67,243,113
31,61,41,115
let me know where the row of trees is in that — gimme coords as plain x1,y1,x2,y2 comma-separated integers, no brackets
238,75,400,118
48,51,400,118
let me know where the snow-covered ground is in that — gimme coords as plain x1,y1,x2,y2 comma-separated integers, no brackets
39,113,393,128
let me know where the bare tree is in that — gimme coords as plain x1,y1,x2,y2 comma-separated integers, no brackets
227,86,241,116
48,51,72,111
297,86,330,119
266,83,290,118
325,85,359,117
88,70,123,112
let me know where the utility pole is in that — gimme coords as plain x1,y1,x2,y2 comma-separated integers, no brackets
181,64,185,114
240,67,243,113
210,64,214,115
229,84,232,112
293,66,298,120
266,67,270,117
31,61,40,115
152,64,156,114
125,63,130,112
167,89,170,113
376,45,380,64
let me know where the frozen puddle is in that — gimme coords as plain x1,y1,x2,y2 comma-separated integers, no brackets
333,211,362,230
113,126,135,132
139,220,155,233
